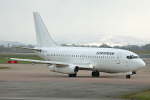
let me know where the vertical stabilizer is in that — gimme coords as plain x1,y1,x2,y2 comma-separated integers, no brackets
33,12,57,47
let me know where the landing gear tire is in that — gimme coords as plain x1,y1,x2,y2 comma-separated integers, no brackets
92,72,95,77
92,71,100,77
72,74,76,77
68,73,77,77
126,75,131,79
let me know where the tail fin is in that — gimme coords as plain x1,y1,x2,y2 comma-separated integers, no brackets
33,12,58,47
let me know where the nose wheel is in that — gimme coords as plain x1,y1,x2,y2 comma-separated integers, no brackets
92,71,100,77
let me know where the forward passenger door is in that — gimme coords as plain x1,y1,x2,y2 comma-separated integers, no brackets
116,53,122,64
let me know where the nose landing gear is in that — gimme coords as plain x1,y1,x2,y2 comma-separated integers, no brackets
126,71,136,79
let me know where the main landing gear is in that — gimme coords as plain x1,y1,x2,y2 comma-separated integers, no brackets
92,71,100,77
68,73,77,77
126,75,131,79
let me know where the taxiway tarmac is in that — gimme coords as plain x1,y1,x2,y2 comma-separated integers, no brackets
0,58,150,100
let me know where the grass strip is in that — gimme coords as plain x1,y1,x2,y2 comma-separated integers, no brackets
0,54,43,64
133,51,150,54
0,66,9,69
121,89,150,100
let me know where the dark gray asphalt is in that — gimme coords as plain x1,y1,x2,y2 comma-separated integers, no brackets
0,81,149,100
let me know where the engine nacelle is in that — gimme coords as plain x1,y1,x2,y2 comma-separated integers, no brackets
49,64,79,74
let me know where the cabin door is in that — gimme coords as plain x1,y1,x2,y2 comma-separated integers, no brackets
116,53,121,64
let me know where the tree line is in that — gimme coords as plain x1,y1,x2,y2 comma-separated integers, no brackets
62,43,150,52
0,45,34,52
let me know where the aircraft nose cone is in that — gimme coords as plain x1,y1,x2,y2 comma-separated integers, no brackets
140,60,145,68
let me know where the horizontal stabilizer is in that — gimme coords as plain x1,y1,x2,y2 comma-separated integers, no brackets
12,46,42,51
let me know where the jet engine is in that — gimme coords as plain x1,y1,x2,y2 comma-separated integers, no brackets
49,64,79,74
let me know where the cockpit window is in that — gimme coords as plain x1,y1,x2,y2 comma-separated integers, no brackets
127,55,139,59
132,56,139,59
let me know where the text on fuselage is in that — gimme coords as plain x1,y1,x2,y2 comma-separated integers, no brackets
96,52,115,55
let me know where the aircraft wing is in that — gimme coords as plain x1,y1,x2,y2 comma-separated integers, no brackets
9,58,69,65
9,58,93,69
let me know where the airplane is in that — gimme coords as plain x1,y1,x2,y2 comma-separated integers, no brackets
10,12,145,79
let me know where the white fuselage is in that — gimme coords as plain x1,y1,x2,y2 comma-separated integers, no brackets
35,46,145,73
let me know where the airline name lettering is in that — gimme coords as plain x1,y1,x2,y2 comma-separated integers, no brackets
96,52,115,55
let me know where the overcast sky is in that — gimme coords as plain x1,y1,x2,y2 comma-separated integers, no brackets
0,0,150,44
